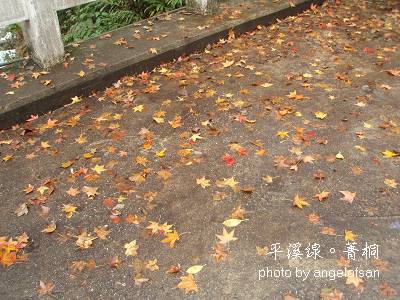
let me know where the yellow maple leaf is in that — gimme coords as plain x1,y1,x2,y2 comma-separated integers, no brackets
196,177,210,188
63,204,77,219
314,111,327,119
133,104,144,112
293,194,310,209
91,164,106,174
161,230,180,248
276,131,289,138
124,240,139,256
344,230,357,241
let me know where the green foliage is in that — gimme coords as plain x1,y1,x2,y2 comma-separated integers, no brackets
58,0,184,44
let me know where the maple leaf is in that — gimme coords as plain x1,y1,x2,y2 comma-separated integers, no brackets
339,191,356,203
276,131,289,138
133,104,144,112
37,186,49,195
283,293,299,300
157,170,172,180
161,230,180,248
379,282,397,297
307,213,320,224
147,221,163,235
37,281,55,296
321,226,336,235
213,243,227,262
336,256,350,267
216,228,237,245
293,194,309,209
91,164,106,174
66,187,80,197
287,90,305,100
320,288,343,300
345,271,364,289
256,246,269,256
94,226,110,240
344,230,357,241
63,204,77,218
222,153,234,166
219,177,238,189
314,111,327,119
314,191,330,201
124,240,139,256
196,177,210,188
82,186,99,199
144,258,159,272
176,274,198,294
76,232,97,249
231,206,246,219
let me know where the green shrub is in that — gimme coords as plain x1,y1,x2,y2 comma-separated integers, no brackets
58,0,184,44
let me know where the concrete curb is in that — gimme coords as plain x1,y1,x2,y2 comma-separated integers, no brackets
0,0,324,129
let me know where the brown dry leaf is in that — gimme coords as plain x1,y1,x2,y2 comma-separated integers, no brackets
166,264,181,274
321,226,336,235
176,274,198,294
340,191,356,203
37,281,55,296
320,288,343,300
15,203,28,217
283,293,299,300
157,170,172,181
314,191,330,201
82,186,99,199
231,206,246,219
213,243,227,262
307,213,320,224
94,226,110,240
216,228,237,245
41,222,56,234
76,232,97,249
379,282,397,297
345,271,364,290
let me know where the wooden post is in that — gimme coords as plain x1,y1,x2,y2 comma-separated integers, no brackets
21,0,65,68
186,0,218,15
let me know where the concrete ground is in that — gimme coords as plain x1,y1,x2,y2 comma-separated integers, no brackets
0,0,399,299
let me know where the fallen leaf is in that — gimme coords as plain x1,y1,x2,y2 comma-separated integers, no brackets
186,264,205,274
293,194,309,209
176,274,198,294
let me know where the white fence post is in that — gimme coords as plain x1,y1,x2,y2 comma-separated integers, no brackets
21,0,65,68
187,0,217,15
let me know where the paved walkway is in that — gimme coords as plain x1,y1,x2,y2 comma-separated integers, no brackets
1,0,399,299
